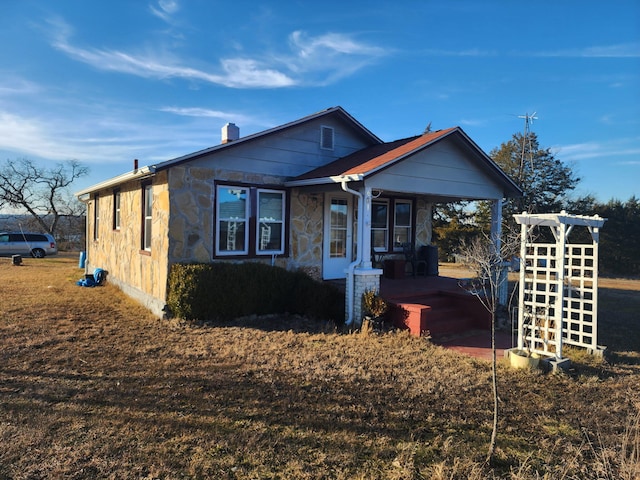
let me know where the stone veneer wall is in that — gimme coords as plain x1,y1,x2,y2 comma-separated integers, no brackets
165,166,325,278
85,170,170,318
415,198,433,246
289,190,324,280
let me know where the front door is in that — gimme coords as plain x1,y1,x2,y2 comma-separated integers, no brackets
323,194,353,280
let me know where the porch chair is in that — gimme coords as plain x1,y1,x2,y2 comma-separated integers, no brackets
402,242,427,277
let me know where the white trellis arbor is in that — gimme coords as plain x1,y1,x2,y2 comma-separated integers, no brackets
514,212,607,365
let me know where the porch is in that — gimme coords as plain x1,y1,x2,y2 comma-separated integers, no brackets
378,264,514,360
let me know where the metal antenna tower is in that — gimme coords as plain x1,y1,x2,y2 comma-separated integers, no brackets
517,112,538,180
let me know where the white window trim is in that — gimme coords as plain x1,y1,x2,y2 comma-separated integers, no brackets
113,190,121,230
371,199,389,252
93,195,100,241
143,185,153,251
216,185,250,256
393,199,413,251
256,188,286,255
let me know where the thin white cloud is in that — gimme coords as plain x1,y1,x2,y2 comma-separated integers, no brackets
150,0,180,23
46,17,387,88
533,42,640,58
284,31,389,84
555,139,640,162
0,77,41,96
420,48,498,57
159,107,264,126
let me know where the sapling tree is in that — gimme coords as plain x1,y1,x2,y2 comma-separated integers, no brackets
458,226,520,464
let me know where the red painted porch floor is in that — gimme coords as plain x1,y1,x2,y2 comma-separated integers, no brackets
434,330,514,362
378,269,515,362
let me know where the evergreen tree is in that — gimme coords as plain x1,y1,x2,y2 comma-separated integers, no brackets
488,132,580,230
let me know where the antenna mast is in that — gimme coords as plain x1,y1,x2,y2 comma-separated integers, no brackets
517,112,538,181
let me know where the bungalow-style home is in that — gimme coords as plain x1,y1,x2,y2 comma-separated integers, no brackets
76,106,521,325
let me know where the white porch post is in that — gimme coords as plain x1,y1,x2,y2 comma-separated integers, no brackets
361,186,373,269
517,221,527,351
351,185,382,326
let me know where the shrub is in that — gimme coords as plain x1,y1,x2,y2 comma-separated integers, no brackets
167,262,344,323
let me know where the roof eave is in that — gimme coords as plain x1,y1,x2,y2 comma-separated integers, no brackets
75,166,156,199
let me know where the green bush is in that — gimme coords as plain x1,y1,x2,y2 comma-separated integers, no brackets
167,262,344,323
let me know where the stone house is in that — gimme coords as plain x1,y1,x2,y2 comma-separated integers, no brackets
76,106,521,323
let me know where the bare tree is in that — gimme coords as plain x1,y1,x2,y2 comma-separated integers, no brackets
0,158,88,235
458,227,520,464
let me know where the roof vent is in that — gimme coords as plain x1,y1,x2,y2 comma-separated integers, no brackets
222,123,240,144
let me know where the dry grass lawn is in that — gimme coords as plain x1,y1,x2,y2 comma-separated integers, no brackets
1,254,639,479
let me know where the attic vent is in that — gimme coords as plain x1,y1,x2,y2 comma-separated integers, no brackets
320,125,334,150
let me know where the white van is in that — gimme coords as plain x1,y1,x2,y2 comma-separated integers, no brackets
0,232,58,258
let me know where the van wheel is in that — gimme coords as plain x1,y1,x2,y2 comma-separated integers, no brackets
31,249,45,258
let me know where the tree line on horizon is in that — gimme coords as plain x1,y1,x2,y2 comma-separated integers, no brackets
0,133,637,276
434,132,639,277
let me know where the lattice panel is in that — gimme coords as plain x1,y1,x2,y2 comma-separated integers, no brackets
521,243,561,356
515,212,605,359
562,245,597,349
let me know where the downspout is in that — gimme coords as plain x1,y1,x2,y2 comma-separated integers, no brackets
336,175,364,326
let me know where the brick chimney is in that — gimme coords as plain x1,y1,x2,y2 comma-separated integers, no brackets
221,123,240,144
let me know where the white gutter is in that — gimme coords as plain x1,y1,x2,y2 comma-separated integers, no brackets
75,165,157,199
332,174,364,326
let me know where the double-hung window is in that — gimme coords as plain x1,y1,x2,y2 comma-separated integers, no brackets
142,184,153,251
93,195,100,241
113,190,121,230
371,200,389,251
393,200,412,249
216,184,286,257
371,198,414,252
257,189,285,254
216,186,249,256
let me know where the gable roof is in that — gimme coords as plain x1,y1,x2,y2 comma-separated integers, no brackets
76,106,381,197
151,105,382,173
286,126,523,198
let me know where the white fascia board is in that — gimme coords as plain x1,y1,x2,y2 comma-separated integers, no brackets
285,174,364,188
75,166,156,198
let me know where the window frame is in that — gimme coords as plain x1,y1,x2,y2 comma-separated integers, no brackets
142,183,153,252
256,188,286,255
215,184,250,257
113,189,121,230
93,194,100,241
320,125,334,150
371,197,416,253
214,182,288,258
393,199,413,251
371,199,389,252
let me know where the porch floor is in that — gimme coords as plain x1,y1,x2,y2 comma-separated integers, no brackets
378,266,515,361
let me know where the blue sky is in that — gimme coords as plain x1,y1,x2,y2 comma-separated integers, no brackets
1,0,638,203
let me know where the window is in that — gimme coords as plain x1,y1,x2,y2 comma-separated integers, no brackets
216,184,287,257
320,125,334,150
142,184,153,251
93,195,100,240
216,186,249,255
257,189,285,254
371,198,414,252
371,200,389,251
113,190,121,230
393,200,412,249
